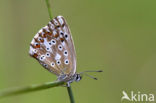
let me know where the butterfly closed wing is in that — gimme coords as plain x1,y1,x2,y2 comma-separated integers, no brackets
29,16,77,83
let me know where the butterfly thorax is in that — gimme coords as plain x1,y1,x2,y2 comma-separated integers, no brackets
57,73,81,83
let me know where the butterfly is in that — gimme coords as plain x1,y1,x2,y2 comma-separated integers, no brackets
29,16,102,86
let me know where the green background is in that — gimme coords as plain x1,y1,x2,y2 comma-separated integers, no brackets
0,0,156,103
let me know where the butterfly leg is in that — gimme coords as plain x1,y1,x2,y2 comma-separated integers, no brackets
60,82,70,87
66,82,71,87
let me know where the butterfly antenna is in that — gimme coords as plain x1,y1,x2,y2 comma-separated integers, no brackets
79,70,103,74
83,73,98,80
79,70,102,80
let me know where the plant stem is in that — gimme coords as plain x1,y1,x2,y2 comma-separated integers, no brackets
44,0,75,103
45,0,53,19
67,86,75,103
0,81,64,98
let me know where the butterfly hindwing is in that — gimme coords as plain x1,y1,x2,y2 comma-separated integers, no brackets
29,16,76,77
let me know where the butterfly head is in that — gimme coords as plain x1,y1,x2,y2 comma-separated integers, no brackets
74,73,82,82
73,70,103,82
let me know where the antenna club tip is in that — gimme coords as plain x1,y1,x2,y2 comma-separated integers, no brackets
98,70,103,72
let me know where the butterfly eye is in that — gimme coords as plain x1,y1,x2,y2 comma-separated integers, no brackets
51,62,55,67
56,60,61,65
51,39,56,44
58,45,63,51
64,50,68,56
64,59,69,65
46,52,50,57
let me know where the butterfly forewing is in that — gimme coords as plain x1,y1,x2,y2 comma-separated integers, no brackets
29,16,76,77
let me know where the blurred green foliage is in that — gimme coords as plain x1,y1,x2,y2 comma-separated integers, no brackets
0,0,156,103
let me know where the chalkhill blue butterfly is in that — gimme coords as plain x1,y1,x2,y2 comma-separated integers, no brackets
29,16,102,86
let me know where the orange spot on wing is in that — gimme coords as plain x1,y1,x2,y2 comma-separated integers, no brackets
34,38,38,42
32,53,38,58
31,43,40,48
47,32,52,36
54,33,59,38
40,39,44,43
60,38,65,42
35,44,40,48
43,33,46,38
